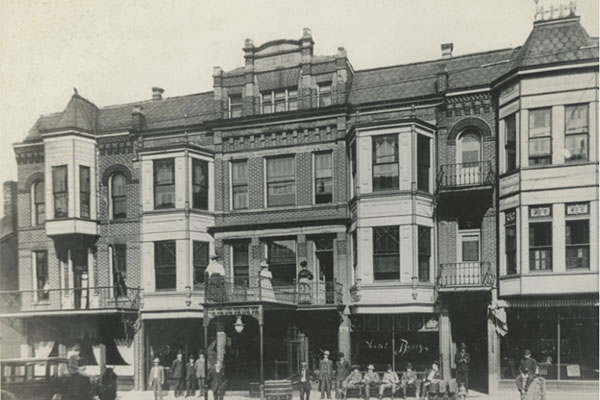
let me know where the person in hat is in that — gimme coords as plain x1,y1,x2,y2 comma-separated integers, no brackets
400,362,420,399
297,259,314,304
206,253,227,301
341,365,363,399
185,355,197,397
149,358,165,400
362,364,380,400
335,352,351,399
296,361,314,400
455,342,471,393
515,366,531,400
67,345,81,375
194,352,206,398
259,259,276,301
379,365,399,400
319,350,334,399
171,352,186,397
421,361,441,398
207,360,226,400
520,350,538,389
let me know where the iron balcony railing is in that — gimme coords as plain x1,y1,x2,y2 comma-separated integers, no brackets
437,262,496,288
203,274,343,306
437,161,494,189
0,286,142,314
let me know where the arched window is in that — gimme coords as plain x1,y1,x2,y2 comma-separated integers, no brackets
110,174,127,219
458,131,481,164
32,181,45,225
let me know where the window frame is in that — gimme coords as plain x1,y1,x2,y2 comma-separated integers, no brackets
372,134,399,192
565,202,590,270
52,165,68,219
314,151,333,204
418,226,431,282
261,88,298,114
564,104,589,163
33,250,49,302
154,240,177,291
266,155,296,207
231,160,249,210
192,158,209,211
228,94,242,118
372,226,400,281
231,240,250,280
528,108,552,166
265,238,297,284
458,229,481,263
318,83,332,107
417,134,431,192
79,165,91,219
32,180,45,226
504,113,517,171
505,209,517,275
153,158,175,210
110,173,127,219
193,241,210,286
528,205,553,272
110,244,127,297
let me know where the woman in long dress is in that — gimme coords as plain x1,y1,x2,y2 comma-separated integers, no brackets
259,260,276,302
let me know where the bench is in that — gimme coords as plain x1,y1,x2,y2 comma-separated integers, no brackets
264,379,293,400
342,372,459,399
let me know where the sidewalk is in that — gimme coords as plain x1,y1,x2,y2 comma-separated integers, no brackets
118,388,600,400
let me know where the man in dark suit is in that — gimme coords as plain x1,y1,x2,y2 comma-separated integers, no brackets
185,356,196,397
171,352,185,397
455,342,471,393
335,352,351,399
296,361,313,400
149,358,165,400
319,350,334,399
207,361,226,400
520,349,538,389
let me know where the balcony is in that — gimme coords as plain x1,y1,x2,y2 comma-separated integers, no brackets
203,276,343,308
437,262,496,291
0,287,141,316
437,161,494,191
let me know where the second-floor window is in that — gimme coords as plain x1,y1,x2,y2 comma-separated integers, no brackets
565,203,590,270
192,159,209,210
505,209,517,275
564,104,588,162
315,152,333,204
80,166,90,219
417,135,431,192
110,173,127,219
418,226,431,282
529,108,552,165
318,83,332,107
155,240,176,290
529,205,552,271
52,165,68,219
193,241,209,285
111,244,127,297
34,250,49,301
154,159,175,209
231,160,248,209
261,88,298,114
505,114,517,171
372,134,398,191
232,241,249,280
373,226,399,280
32,181,45,225
228,94,242,118
266,239,296,284
267,156,295,207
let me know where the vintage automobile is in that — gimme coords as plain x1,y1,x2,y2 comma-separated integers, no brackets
1,357,71,399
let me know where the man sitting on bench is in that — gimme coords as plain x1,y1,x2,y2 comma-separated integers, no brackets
341,365,363,399
378,365,399,400
399,363,420,399
363,365,380,400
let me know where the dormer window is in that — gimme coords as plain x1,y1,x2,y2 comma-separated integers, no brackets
261,88,298,114
228,94,242,118
318,83,332,107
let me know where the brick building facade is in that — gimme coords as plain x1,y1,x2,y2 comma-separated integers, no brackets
1,12,597,395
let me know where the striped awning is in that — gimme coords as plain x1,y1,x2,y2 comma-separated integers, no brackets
505,297,599,308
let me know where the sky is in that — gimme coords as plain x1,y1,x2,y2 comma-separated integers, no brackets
0,0,598,216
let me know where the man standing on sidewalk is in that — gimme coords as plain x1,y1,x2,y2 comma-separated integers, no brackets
319,350,334,399
171,352,185,397
195,352,206,398
335,352,351,399
455,343,471,393
149,358,165,400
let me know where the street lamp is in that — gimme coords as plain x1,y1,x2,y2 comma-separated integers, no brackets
233,316,245,333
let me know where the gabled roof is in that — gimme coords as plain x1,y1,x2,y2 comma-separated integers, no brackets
510,16,599,70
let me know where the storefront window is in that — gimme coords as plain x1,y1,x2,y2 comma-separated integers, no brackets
560,308,599,381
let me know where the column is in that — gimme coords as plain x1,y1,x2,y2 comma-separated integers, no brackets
438,304,452,380
487,293,500,396
338,314,351,362
216,320,227,364
134,321,145,391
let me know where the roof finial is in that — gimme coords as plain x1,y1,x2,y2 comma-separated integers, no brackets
73,87,78,96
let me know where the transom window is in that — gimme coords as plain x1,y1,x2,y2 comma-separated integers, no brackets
32,181,45,225
318,83,332,107
261,88,298,114
228,95,242,118
372,135,399,191
231,160,248,210
315,152,333,204
52,165,68,219
373,226,400,280
154,240,176,290
529,108,552,165
79,166,90,219
110,174,127,219
154,159,175,209
193,241,209,285
564,104,588,162
192,159,209,210
266,156,295,207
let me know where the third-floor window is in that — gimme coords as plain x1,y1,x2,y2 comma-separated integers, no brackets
315,152,333,204
231,160,248,210
372,134,398,191
318,83,332,107
192,159,209,210
228,94,242,118
529,108,552,165
80,166,90,219
52,165,68,219
154,159,175,209
267,156,295,207
373,226,400,280
564,104,588,162
261,88,298,114
417,135,431,192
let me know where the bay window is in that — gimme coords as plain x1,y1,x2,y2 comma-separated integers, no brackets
267,156,295,207
372,135,398,191
52,165,68,219
79,166,90,219
529,108,552,165
192,159,209,210
193,241,209,286
564,104,588,162
505,113,517,171
154,159,175,209
154,240,176,290
418,226,431,282
529,205,553,271
373,226,400,280
417,135,431,192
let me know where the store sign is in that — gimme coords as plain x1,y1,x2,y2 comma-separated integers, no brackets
566,364,581,377
529,205,551,218
363,338,431,356
566,203,589,216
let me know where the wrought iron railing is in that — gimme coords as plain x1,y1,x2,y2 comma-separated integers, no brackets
436,262,495,288
0,286,142,314
437,161,494,189
204,274,343,306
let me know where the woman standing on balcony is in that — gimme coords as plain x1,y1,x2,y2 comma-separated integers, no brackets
206,254,226,302
259,260,276,302
297,259,313,304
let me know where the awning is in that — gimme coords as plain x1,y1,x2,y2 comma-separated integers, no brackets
505,296,599,308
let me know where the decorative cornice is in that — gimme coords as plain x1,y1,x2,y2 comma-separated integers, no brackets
222,125,337,152
98,140,135,156
15,148,44,165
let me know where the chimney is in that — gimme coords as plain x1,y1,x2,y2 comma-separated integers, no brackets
3,181,17,229
132,106,145,130
243,38,255,66
441,43,454,59
301,27,314,57
152,87,164,101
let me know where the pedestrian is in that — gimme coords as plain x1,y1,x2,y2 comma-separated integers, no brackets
207,360,226,400
171,352,186,397
298,259,314,304
297,361,313,400
68,345,81,375
186,356,196,397
378,365,399,400
195,352,206,398
319,350,334,399
149,358,165,400
455,342,471,393
341,365,363,399
362,364,379,400
399,363,420,399
335,352,351,399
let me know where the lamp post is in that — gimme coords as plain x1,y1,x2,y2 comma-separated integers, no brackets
233,316,245,333
411,276,418,300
